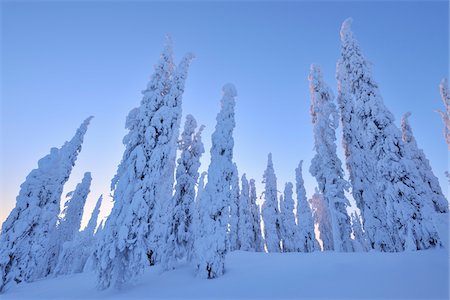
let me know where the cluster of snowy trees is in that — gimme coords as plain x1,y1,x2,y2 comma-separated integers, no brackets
0,19,448,293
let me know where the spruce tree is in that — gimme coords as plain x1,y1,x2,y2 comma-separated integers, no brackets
401,112,448,213
249,179,264,252
162,115,205,270
437,78,450,149
337,19,440,251
238,174,255,251
296,161,319,252
279,182,299,252
0,117,92,292
309,64,353,252
195,84,237,279
94,39,194,289
261,153,282,253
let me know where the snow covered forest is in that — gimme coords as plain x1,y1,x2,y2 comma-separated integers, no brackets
0,17,449,299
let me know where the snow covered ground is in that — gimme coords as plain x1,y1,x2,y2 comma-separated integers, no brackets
3,214,448,299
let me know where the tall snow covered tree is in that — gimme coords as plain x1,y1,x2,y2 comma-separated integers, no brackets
94,39,194,289
238,174,254,251
261,153,282,253
54,194,103,275
295,161,318,252
249,179,264,252
337,18,440,251
437,78,450,149
0,117,93,292
310,191,334,251
228,163,240,251
401,112,448,213
162,115,205,271
309,64,353,252
351,212,369,252
279,182,299,252
195,84,237,279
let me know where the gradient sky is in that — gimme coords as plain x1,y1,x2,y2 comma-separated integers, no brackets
1,1,449,229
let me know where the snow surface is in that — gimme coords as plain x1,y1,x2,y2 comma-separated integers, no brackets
3,214,448,299
3,248,448,299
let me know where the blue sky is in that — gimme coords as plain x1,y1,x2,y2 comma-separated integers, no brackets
1,1,448,227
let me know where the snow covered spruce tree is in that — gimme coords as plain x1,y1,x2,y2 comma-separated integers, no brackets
161,115,205,271
279,182,299,252
55,194,103,275
309,64,353,252
55,172,92,255
337,19,440,251
437,78,450,149
310,191,334,251
351,212,369,252
195,84,237,279
261,153,282,252
401,112,448,213
238,174,255,251
249,179,264,252
0,117,93,292
228,163,240,251
295,161,319,252
94,39,194,289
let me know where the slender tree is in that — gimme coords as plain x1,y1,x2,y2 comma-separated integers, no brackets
261,153,282,253
195,84,237,279
162,115,205,270
57,172,92,252
0,117,92,292
238,174,255,251
401,112,448,213
296,161,319,252
437,78,450,149
279,182,299,252
337,19,440,251
94,39,194,289
249,179,264,252
54,194,103,275
309,64,353,252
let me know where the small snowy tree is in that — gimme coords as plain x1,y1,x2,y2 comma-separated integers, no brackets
249,179,264,252
337,19,441,251
57,172,92,251
351,212,369,252
279,182,299,252
94,39,194,289
0,117,92,292
161,114,205,271
54,194,103,276
309,64,353,252
194,84,237,279
437,78,450,149
261,153,282,253
401,112,448,213
295,161,319,252
237,174,255,251
310,191,334,251
228,163,240,251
